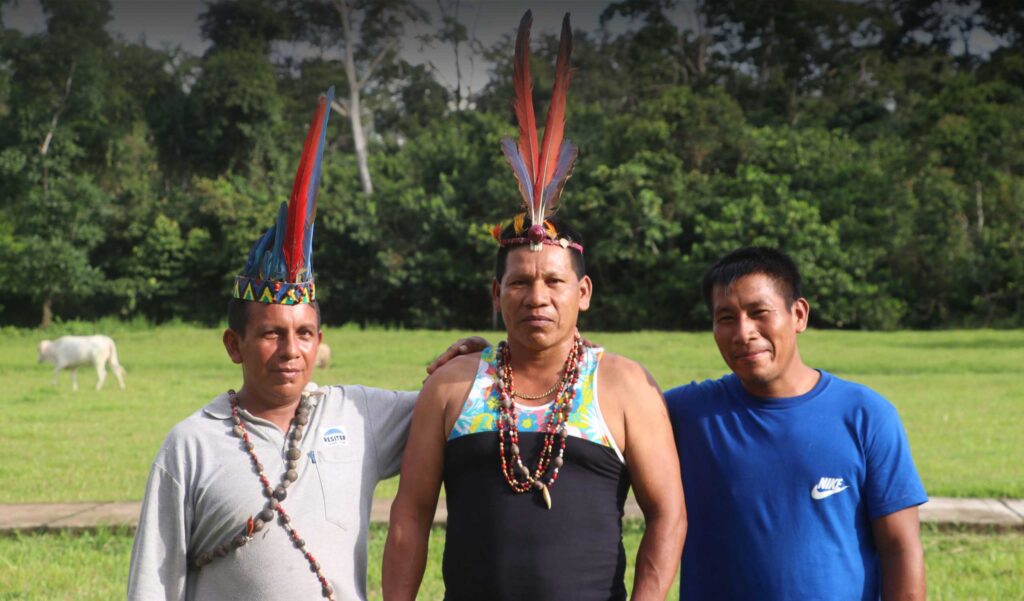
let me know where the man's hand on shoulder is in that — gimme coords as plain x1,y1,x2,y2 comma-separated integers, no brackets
424,330,599,379
425,337,491,378
423,351,481,398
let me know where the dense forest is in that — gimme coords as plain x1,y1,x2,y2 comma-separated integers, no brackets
1,0,1022,330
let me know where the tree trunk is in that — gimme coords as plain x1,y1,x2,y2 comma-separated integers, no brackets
348,83,373,196
41,296,53,329
975,180,984,237
695,34,709,75
759,17,774,86
336,0,374,197
40,61,76,196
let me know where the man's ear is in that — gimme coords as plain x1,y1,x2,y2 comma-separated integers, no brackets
491,278,501,312
223,329,244,364
792,297,810,333
578,274,593,312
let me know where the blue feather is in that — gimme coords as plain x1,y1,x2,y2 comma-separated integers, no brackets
246,225,275,278
501,137,534,208
302,222,315,278
268,202,287,280
542,140,578,211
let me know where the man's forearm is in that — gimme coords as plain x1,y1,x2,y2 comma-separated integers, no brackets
382,511,432,601
880,543,926,601
630,511,687,601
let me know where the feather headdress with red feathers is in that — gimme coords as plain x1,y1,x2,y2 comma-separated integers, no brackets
497,11,580,252
233,87,334,305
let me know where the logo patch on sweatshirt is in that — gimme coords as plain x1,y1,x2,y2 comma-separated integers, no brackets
322,427,348,447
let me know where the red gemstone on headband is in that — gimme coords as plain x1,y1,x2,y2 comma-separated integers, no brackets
527,224,546,243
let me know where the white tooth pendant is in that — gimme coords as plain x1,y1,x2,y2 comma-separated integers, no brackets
536,481,552,509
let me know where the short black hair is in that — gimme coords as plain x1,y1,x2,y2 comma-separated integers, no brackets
701,246,802,312
227,298,322,338
494,215,586,282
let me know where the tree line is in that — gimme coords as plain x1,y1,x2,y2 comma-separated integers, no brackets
1,0,1022,330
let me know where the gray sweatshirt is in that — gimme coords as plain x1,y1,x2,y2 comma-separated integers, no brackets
127,384,416,601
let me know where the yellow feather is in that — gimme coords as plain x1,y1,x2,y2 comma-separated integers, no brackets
514,212,527,235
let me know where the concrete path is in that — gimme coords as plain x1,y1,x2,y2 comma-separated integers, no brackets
2,497,1023,532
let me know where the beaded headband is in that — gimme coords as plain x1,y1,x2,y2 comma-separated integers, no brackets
496,11,579,253
490,215,584,254
233,87,333,305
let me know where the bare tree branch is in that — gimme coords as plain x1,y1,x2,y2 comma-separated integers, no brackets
358,39,399,89
40,60,76,196
334,0,356,81
40,60,76,158
330,99,350,117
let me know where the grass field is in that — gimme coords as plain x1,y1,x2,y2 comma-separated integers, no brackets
2,325,1022,598
1,524,1021,600
1,325,1022,502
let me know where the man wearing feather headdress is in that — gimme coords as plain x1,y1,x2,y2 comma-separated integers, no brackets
432,247,928,601
382,12,686,601
128,89,417,601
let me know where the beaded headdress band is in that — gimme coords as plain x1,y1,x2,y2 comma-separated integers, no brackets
494,11,580,254
490,214,584,254
232,87,334,305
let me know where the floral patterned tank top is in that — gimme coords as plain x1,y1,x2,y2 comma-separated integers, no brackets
448,345,623,461
441,344,630,600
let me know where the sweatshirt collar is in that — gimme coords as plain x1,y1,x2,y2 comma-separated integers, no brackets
202,382,325,420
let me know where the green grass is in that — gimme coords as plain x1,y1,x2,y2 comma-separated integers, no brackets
923,525,1024,600
2,524,1020,600
0,527,135,600
1,326,1022,502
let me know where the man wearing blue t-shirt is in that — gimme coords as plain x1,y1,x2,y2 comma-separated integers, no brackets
665,246,927,600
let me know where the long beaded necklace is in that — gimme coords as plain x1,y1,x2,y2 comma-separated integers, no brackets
192,390,336,601
495,335,584,509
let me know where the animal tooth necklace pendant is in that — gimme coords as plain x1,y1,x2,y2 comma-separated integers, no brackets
193,390,336,601
495,336,583,509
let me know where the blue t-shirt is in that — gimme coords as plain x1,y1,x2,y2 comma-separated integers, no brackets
665,370,927,601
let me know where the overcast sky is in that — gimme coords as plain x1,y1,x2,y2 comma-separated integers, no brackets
3,1,703,97
2,0,1000,97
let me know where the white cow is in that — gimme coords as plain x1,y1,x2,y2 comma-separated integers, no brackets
315,342,332,369
38,335,127,391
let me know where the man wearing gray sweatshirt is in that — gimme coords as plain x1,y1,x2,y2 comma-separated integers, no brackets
128,90,416,601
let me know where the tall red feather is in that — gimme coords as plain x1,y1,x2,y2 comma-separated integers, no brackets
284,94,327,281
534,14,572,214
512,10,538,185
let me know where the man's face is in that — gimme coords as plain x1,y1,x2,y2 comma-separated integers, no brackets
711,273,809,396
493,245,592,350
223,302,322,407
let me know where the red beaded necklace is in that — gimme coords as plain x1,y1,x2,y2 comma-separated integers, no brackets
192,390,336,601
495,335,584,509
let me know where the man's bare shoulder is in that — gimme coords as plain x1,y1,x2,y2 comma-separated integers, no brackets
599,352,659,388
426,352,481,385
419,352,481,406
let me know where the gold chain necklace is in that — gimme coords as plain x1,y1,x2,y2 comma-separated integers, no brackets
512,378,560,400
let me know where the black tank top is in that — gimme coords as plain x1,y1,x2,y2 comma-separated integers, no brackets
442,346,629,601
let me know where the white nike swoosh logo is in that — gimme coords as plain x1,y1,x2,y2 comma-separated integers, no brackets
811,485,849,500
